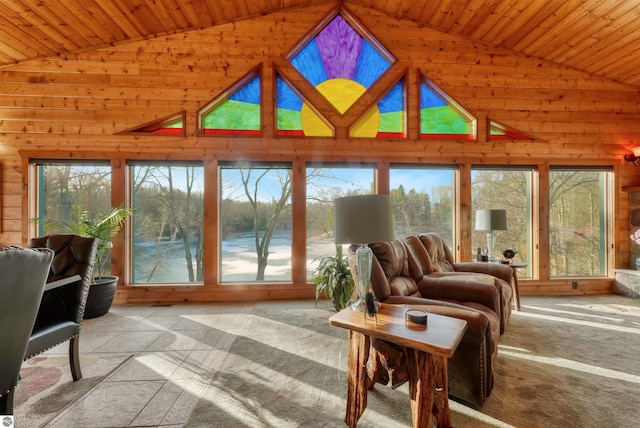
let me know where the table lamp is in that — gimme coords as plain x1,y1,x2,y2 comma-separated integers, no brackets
334,194,394,311
475,209,507,260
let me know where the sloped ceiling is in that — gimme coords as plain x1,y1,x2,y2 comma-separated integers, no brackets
2,0,640,88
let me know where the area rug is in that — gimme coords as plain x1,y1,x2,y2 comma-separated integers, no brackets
14,353,132,428
185,296,640,428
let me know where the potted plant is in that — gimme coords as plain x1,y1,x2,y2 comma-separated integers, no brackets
310,244,355,311
31,206,133,318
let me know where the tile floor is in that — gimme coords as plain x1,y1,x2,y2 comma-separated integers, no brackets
44,302,258,428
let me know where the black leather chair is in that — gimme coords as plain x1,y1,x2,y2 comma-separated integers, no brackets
0,246,54,414
26,234,97,381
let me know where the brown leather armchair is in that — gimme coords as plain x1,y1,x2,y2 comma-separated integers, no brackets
26,234,97,381
352,239,501,408
0,246,53,414
418,233,514,334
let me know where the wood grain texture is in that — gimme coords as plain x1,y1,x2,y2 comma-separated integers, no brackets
330,304,467,357
0,3,636,303
1,1,640,87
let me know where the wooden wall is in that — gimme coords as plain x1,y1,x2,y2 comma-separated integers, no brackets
1,2,640,303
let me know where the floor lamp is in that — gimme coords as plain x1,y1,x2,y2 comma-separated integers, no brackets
475,209,507,260
334,194,395,312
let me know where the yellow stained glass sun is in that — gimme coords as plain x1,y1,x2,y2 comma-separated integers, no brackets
300,78,380,137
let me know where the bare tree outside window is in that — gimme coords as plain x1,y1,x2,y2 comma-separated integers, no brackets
472,168,532,273
220,165,292,282
306,167,374,279
131,164,204,283
549,169,608,277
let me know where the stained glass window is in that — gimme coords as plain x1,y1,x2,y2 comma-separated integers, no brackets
276,72,333,137
278,13,396,137
287,11,395,131
490,121,532,140
350,79,406,138
127,113,184,135
198,68,261,136
420,78,475,139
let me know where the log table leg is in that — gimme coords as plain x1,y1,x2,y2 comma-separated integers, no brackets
345,330,370,427
433,355,451,427
407,349,451,428
330,305,466,428
408,349,435,428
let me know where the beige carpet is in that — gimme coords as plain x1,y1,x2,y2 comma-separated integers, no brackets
185,295,640,428
14,353,132,428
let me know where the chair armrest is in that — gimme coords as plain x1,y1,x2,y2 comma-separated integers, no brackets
44,274,82,292
453,262,514,284
416,276,501,315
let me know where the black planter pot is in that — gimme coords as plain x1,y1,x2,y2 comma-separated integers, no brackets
84,275,118,319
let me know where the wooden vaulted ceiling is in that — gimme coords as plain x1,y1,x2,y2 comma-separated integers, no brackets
2,0,640,88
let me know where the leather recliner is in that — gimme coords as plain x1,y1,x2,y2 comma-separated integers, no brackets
351,239,501,408
418,233,514,334
26,234,97,381
0,246,54,414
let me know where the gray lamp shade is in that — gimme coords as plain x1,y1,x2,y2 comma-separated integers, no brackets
334,194,395,245
475,209,507,231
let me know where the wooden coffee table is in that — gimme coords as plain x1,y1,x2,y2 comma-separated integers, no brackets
330,304,467,428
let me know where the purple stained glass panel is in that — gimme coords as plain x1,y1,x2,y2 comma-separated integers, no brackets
315,15,362,80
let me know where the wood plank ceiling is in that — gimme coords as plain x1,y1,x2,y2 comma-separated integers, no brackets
2,0,640,88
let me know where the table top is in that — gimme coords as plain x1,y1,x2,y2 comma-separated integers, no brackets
329,303,467,358
507,260,527,268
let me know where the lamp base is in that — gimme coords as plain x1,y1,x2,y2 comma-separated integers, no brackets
351,297,365,311
352,244,373,312
486,231,496,260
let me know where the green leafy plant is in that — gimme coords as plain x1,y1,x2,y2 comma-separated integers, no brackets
310,244,355,311
31,206,133,279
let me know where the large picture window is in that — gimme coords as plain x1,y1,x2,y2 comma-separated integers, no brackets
33,160,114,273
130,162,204,284
220,163,292,282
306,165,374,278
389,165,455,247
34,162,112,228
549,168,610,277
472,167,534,276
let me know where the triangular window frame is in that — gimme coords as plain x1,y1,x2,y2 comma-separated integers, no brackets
197,65,262,137
489,120,533,141
285,6,396,117
420,75,476,140
350,74,407,139
119,112,185,136
275,69,334,137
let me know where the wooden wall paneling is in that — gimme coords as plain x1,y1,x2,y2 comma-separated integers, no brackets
203,158,219,287
519,278,613,296
3,4,640,302
376,160,389,195
536,164,550,281
20,155,33,244
406,68,418,140
458,163,472,262
291,159,307,285
3,1,640,91
609,165,619,274
110,157,126,285
262,63,274,138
